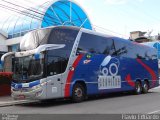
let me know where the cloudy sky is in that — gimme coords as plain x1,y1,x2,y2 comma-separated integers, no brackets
0,0,160,38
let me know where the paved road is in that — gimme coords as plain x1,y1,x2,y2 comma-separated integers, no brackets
0,87,160,114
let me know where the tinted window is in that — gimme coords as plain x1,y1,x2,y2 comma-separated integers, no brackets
114,38,145,58
78,33,115,55
21,27,79,51
134,45,145,59
46,56,63,76
144,48,157,60
46,49,69,76
140,47,157,60
48,28,79,50
114,39,156,60
114,39,128,57
45,28,79,76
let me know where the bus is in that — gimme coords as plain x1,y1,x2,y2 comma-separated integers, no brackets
0,52,6,72
1,26,159,102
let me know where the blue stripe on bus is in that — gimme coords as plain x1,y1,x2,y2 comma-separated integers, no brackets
12,80,40,89
29,80,40,88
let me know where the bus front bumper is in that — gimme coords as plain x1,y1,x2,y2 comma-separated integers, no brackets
11,87,46,100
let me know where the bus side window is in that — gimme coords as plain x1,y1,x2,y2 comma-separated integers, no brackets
46,56,62,76
102,39,116,56
46,49,69,76
77,33,116,55
114,39,128,57
134,45,146,59
77,33,95,55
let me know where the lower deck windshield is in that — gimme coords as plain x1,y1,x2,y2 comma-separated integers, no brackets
13,55,43,82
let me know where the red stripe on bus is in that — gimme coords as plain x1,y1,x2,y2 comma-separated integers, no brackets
64,54,83,97
125,74,135,87
137,59,157,87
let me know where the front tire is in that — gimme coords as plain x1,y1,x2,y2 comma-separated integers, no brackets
134,81,142,95
72,83,86,103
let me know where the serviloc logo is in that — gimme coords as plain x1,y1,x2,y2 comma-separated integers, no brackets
98,56,121,89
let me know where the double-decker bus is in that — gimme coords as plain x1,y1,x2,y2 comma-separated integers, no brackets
1,26,159,102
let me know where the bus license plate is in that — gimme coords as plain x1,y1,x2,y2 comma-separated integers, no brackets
18,95,25,100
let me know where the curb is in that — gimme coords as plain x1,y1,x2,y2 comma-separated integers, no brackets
0,100,39,107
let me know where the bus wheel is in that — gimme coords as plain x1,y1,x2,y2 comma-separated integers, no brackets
134,81,142,95
142,81,149,94
72,83,85,103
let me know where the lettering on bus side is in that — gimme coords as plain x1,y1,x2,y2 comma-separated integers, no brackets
98,56,121,89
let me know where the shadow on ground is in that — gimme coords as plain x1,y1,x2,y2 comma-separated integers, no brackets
17,90,158,108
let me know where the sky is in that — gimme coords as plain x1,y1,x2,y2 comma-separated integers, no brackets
0,0,160,38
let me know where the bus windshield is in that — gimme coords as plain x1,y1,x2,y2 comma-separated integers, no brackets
13,27,79,83
13,55,43,82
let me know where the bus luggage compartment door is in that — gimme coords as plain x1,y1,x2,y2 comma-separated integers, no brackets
46,74,62,99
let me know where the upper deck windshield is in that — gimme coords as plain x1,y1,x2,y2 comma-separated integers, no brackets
20,27,80,51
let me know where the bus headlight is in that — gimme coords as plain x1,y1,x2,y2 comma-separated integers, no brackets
32,82,47,90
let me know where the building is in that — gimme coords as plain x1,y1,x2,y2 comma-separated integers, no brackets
130,31,146,40
0,0,93,53
134,37,150,43
130,31,152,43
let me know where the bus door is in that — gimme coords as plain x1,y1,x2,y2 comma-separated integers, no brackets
46,56,64,98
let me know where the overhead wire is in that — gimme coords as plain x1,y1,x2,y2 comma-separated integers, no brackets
0,0,129,38
92,24,129,38
0,0,85,25
0,0,60,24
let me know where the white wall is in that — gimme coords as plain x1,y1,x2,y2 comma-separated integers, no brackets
0,45,8,52
0,33,8,52
0,33,22,52
5,37,22,46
